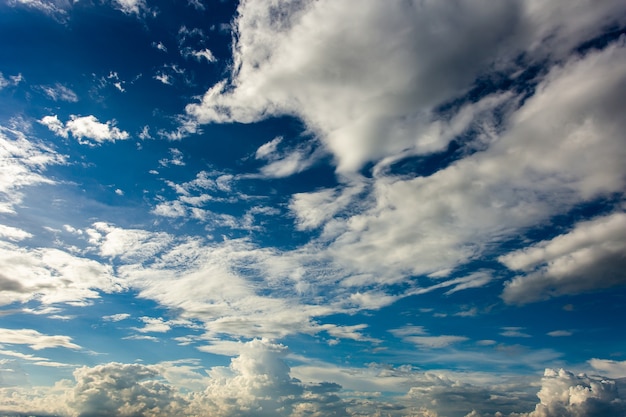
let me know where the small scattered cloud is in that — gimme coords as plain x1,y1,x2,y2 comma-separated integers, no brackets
38,83,78,102
159,148,186,167
500,327,532,338
547,330,572,337
182,47,217,63
103,313,130,322
152,41,167,52
40,114,130,145
0,72,24,89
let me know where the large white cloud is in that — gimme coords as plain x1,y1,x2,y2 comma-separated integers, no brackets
185,0,626,174
299,38,626,287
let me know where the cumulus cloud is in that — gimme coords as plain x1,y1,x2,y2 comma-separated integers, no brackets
523,368,626,417
501,212,626,304
40,114,130,145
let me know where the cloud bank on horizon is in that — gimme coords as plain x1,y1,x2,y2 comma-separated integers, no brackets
1,0,626,416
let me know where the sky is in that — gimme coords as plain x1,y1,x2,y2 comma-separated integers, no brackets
0,0,626,416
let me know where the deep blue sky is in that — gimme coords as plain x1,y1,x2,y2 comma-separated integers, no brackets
1,1,626,416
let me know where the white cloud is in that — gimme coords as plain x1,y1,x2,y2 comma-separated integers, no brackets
40,114,130,145
288,38,626,289
182,47,217,63
0,72,23,89
135,316,172,333
39,83,78,102
0,239,121,307
71,362,188,416
0,125,67,214
152,41,168,52
255,136,282,160
0,225,32,241
588,358,626,379
112,0,151,16
7,0,70,21
103,313,130,322
501,212,626,304
185,0,626,174
159,148,186,167
0,328,80,350
521,368,626,417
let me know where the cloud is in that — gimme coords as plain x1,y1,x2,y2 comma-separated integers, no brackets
152,41,168,52
40,114,130,145
159,148,186,167
285,38,626,290
390,326,468,348
0,328,81,350
0,239,121,307
6,0,70,21
182,47,217,63
103,313,130,322
135,316,172,333
39,83,78,102
0,72,23,89
0,125,67,214
70,362,188,417
588,359,626,379
184,0,626,174
547,330,572,337
112,0,152,16
501,212,626,304
0,224,32,241
522,368,626,417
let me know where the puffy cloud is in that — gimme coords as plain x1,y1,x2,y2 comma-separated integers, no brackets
501,212,626,304
523,368,626,417
0,125,66,214
40,114,130,145
185,0,626,174
70,362,188,417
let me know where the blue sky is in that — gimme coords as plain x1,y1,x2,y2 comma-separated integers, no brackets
1,1,626,416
